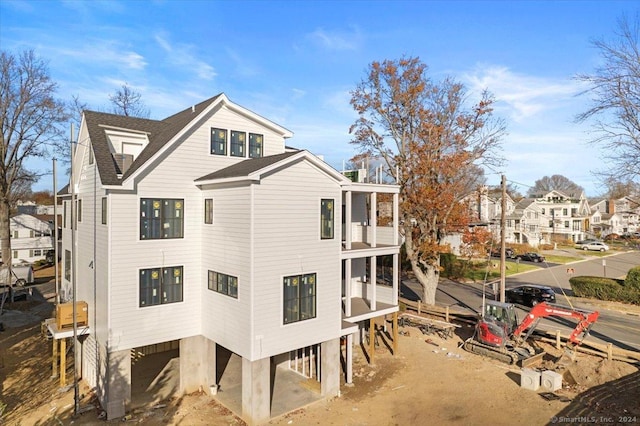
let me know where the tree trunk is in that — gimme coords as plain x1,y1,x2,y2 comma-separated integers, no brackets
0,195,12,284
410,257,439,305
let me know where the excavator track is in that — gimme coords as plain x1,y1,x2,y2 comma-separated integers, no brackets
463,338,520,365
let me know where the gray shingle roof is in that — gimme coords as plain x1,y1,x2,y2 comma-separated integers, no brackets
195,151,301,182
85,95,222,186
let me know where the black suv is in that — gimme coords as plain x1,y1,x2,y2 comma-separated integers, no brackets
516,252,545,263
505,285,556,307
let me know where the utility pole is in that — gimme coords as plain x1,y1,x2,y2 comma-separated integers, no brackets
500,175,506,303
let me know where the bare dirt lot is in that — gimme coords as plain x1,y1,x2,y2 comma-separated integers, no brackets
1,273,639,425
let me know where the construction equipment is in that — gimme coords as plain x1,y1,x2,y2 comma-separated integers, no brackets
463,300,599,365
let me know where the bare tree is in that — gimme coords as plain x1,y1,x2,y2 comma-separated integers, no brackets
576,14,640,182
109,83,149,118
350,57,505,304
0,50,67,271
527,175,584,197
599,177,640,199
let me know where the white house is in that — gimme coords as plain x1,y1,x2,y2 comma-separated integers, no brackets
59,94,400,424
590,197,640,236
8,213,54,264
531,190,591,242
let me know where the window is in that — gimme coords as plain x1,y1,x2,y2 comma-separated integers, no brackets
13,231,18,238
211,128,227,155
230,131,246,157
139,266,183,307
564,221,570,228
65,250,71,280
74,199,81,228
283,273,316,324
321,199,334,239
101,197,107,225
89,146,94,164
562,208,568,216
541,208,545,215
33,249,42,256
140,199,184,239
208,271,238,298
13,250,18,259
204,198,213,224
30,230,34,237
249,133,263,158
63,201,67,229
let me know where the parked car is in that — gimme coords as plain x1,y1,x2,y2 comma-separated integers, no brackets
516,252,545,263
490,248,516,259
575,239,598,245
579,241,609,252
505,285,556,307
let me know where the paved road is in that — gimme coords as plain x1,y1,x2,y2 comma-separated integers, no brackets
402,250,640,352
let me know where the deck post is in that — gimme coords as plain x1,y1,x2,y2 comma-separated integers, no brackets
60,338,66,387
369,318,375,364
392,312,398,355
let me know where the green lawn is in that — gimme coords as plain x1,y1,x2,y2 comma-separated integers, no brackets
541,254,582,264
463,260,539,282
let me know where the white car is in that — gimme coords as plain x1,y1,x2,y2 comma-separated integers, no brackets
579,241,609,252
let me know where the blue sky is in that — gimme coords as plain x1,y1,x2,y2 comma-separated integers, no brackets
1,0,636,196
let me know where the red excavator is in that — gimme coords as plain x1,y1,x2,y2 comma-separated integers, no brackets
463,300,600,365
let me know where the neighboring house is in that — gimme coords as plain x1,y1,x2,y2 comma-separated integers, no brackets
531,190,591,243
590,197,640,236
504,198,544,247
7,213,54,265
16,200,56,215
59,94,400,424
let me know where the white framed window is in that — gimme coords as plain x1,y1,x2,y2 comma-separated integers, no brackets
321,199,334,239
211,128,227,155
204,198,213,224
249,133,263,158
230,131,246,157
140,199,184,239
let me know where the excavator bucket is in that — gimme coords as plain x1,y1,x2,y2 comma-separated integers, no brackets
520,351,545,368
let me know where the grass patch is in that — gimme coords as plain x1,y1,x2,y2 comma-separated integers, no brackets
463,260,539,282
542,254,582,264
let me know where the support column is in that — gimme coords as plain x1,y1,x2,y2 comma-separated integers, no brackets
345,258,352,317
370,192,377,247
242,357,270,426
346,334,353,384
393,192,399,245
392,312,398,355
52,338,59,378
345,190,352,250
370,255,377,310
321,338,340,397
369,318,375,364
60,338,66,387
106,349,131,420
180,335,208,394
392,253,399,305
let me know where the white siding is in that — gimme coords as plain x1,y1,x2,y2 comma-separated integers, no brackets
250,160,342,360
201,185,252,357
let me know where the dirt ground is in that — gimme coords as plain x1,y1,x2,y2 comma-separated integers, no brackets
1,270,639,425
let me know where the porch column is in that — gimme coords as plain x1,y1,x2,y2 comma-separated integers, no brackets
242,357,270,425
345,258,352,317
370,192,377,247
345,191,352,250
393,192,399,245
392,253,399,305
370,255,377,310
321,338,340,397
346,334,354,384
106,349,131,420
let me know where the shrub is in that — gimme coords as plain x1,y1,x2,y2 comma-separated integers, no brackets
440,253,458,278
625,266,640,291
570,276,640,305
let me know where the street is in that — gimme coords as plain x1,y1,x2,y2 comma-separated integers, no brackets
402,250,640,351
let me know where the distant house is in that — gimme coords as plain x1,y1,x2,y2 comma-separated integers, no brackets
60,93,400,423
7,213,54,264
590,197,640,236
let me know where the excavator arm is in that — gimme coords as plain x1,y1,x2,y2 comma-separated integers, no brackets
512,302,599,346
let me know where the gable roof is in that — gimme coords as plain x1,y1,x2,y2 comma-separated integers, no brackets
83,93,293,188
195,150,349,186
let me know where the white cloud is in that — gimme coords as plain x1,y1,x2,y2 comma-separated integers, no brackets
305,26,363,51
55,40,147,71
462,65,584,122
154,32,216,80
